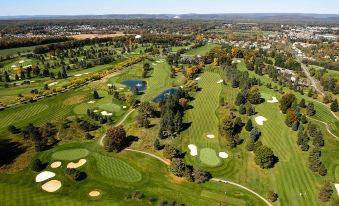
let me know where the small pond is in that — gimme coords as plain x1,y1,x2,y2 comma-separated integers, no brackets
153,88,177,103
121,80,147,91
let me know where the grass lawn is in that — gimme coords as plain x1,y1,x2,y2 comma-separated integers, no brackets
185,44,220,56
0,142,266,206
179,72,225,167
51,148,90,161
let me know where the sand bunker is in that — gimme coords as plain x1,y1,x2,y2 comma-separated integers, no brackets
74,74,83,77
11,65,17,68
219,152,229,159
19,60,25,63
41,180,62,192
188,144,198,156
107,84,112,87
93,110,98,112
122,106,127,109
88,101,95,104
89,190,101,197
35,171,56,183
48,82,58,87
335,184,339,195
50,161,62,168
255,116,267,126
67,159,87,169
217,80,223,84
135,35,142,39
206,134,215,139
152,63,157,66
101,111,113,116
195,77,201,81
267,97,278,103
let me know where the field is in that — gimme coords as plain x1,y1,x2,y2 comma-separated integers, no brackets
70,32,125,39
185,44,220,56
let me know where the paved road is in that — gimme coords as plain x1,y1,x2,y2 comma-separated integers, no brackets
99,109,135,146
300,62,324,96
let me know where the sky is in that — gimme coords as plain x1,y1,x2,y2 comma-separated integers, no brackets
0,0,338,16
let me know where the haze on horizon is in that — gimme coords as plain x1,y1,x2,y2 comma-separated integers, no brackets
1,0,338,16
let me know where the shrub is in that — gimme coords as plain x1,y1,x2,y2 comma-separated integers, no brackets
31,159,45,172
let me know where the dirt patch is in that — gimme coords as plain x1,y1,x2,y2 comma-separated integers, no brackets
168,173,186,184
64,95,87,105
41,179,62,192
89,190,101,197
70,32,125,39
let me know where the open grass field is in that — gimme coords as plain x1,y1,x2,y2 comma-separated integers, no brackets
0,142,266,206
185,44,220,56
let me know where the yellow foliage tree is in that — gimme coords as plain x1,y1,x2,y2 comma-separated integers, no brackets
213,57,219,66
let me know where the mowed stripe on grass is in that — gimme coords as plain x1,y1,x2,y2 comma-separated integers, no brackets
181,72,222,166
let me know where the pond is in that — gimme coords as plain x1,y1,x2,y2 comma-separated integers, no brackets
121,80,147,91
153,88,177,103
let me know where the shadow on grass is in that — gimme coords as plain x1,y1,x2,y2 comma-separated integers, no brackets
0,139,27,167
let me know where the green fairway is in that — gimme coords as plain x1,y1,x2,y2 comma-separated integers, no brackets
92,153,142,182
199,148,221,167
141,61,174,101
180,72,224,167
185,44,220,56
98,103,121,113
51,148,89,160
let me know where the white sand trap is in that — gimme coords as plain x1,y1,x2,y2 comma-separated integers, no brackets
180,86,184,89
48,82,58,87
122,106,127,109
119,87,124,90
255,116,267,126
267,97,278,103
41,180,61,192
84,72,89,75
152,63,157,66
35,171,56,182
188,144,198,156
74,74,82,77
11,65,17,68
101,111,112,116
89,190,101,197
206,134,215,139
156,60,161,63
107,84,112,87
335,184,339,196
19,60,25,64
219,152,229,159
87,101,95,104
93,110,98,112
67,159,86,169
217,80,223,84
50,161,61,168
237,60,241,63
195,77,201,81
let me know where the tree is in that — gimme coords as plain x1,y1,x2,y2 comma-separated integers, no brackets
250,127,261,142
299,98,306,108
318,164,327,176
153,138,162,150
247,86,262,104
246,139,255,151
8,125,20,134
93,90,100,99
267,191,279,202
239,104,246,114
285,109,297,127
179,98,189,109
193,168,211,183
235,93,246,106
131,86,139,95
254,144,278,169
173,112,183,133
318,182,333,202
136,114,150,128
32,159,45,172
279,93,296,114
163,145,179,159
330,99,338,112
104,125,127,152
44,84,49,90
170,158,186,177
292,121,299,131
245,119,253,131
138,101,156,118
307,102,316,116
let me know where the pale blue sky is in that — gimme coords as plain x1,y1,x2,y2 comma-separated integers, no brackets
0,0,338,16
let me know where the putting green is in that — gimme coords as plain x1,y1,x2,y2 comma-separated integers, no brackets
199,148,221,167
98,103,121,113
93,153,142,182
51,148,89,161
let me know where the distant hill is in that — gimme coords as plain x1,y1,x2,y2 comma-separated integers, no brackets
0,13,338,24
